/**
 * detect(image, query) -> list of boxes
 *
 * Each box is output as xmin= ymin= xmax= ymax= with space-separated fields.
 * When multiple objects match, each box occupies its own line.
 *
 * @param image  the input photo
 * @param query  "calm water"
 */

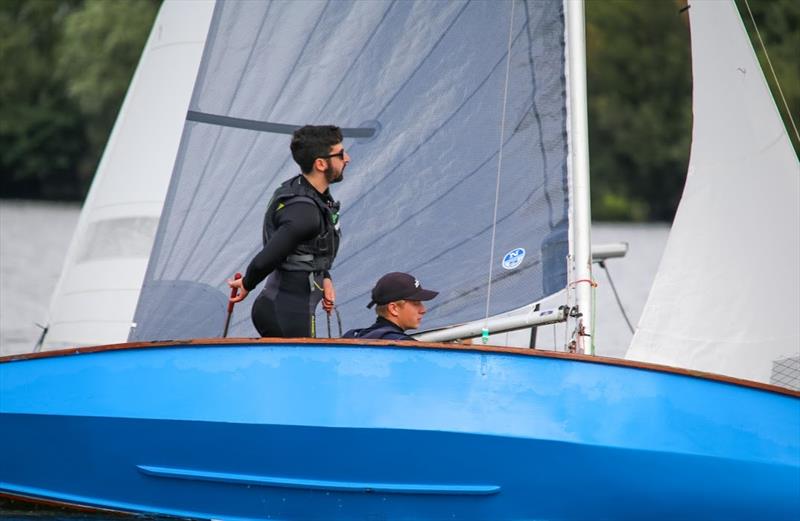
xmin=0 ymin=200 xmax=670 ymax=358
xmin=0 ymin=201 xmax=80 ymax=356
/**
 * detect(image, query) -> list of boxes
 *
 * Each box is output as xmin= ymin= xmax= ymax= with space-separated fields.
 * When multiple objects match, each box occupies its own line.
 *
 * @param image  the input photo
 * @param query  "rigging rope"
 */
xmin=598 ymin=260 xmax=634 ymax=334
xmin=742 ymin=0 xmax=800 ymax=144
xmin=326 ymin=307 xmax=343 ymax=338
xmin=483 ymin=0 xmax=517 ymax=343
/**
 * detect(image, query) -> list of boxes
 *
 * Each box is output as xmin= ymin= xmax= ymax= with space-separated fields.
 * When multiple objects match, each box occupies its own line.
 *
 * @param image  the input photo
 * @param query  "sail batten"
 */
xmin=185 ymin=111 xmax=378 ymax=138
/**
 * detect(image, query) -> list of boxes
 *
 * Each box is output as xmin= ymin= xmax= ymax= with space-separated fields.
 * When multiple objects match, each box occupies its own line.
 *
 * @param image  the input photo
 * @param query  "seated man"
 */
xmin=343 ymin=272 xmax=438 ymax=340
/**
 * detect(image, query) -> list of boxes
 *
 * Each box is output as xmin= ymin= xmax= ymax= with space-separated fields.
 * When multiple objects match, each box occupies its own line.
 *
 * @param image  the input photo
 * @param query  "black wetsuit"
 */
xmin=242 ymin=175 xmax=340 ymax=337
xmin=342 ymin=317 xmax=415 ymax=341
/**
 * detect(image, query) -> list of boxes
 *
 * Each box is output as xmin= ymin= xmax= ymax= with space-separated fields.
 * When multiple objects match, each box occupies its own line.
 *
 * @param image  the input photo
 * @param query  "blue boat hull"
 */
xmin=2 ymin=341 xmax=798 ymax=520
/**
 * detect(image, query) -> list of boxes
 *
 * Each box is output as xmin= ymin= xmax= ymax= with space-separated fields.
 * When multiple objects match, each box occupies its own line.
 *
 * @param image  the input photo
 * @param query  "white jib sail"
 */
xmin=40 ymin=0 xmax=215 ymax=350
xmin=626 ymin=0 xmax=800 ymax=388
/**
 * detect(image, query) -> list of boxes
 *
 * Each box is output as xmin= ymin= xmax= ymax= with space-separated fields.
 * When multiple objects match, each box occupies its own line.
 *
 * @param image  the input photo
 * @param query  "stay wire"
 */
xmin=742 ymin=0 xmax=800 ymax=144
xmin=483 ymin=0 xmax=517 ymax=338
xmin=598 ymin=260 xmax=634 ymax=334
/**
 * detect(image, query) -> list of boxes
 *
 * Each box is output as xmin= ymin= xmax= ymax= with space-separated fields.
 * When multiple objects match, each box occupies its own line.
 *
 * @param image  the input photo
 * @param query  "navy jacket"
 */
xmin=342 ymin=317 xmax=414 ymax=341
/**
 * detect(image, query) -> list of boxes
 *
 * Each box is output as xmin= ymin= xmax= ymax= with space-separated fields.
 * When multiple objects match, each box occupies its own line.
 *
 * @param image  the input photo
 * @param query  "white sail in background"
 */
xmin=41 ymin=1 xmax=215 ymax=350
xmin=627 ymin=0 xmax=800 ymax=388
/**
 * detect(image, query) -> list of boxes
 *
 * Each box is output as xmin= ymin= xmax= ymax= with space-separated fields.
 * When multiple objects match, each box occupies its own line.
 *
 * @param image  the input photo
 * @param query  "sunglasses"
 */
xmin=320 ymin=149 xmax=346 ymax=160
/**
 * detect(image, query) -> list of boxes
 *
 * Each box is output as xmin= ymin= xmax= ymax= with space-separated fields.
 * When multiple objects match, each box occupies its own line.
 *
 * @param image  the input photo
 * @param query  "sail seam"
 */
xmin=155 ymin=2 xmax=276 ymax=280
xmin=190 ymin=2 xmax=464 ymax=284
xmin=229 ymin=15 xmax=538 ymax=279
xmin=484 ymin=0 xmax=517 ymax=334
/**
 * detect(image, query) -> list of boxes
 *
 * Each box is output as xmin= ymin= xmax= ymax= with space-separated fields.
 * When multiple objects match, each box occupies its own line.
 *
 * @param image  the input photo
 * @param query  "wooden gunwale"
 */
xmin=0 ymin=491 xmax=136 ymax=517
xmin=1 ymin=337 xmax=798 ymax=398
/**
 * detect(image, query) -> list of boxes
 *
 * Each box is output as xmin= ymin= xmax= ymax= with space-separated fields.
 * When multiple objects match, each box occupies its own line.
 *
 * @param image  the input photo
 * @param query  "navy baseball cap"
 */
xmin=367 ymin=272 xmax=439 ymax=308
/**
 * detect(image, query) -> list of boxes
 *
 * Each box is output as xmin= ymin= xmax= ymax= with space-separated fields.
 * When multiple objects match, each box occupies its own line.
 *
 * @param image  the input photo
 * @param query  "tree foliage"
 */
xmin=58 ymin=0 xmax=159 ymax=179
xmin=0 ymin=0 xmax=86 ymax=199
xmin=587 ymin=0 xmax=799 ymax=221
xmin=0 ymin=0 xmax=157 ymax=200
xmin=0 ymin=0 xmax=797 ymax=221
xmin=586 ymin=0 xmax=693 ymax=221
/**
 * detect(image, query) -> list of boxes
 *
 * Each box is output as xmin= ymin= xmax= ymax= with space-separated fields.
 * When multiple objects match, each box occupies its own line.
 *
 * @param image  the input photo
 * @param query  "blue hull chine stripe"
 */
xmin=137 ymin=464 xmax=500 ymax=495
xmin=185 ymin=110 xmax=376 ymax=138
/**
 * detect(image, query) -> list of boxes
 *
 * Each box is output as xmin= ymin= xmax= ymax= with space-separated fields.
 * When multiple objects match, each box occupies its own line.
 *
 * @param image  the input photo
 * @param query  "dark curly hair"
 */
xmin=290 ymin=125 xmax=343 ymax=174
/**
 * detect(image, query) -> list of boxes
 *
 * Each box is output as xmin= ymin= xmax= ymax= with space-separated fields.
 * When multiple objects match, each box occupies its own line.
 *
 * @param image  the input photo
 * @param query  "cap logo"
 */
xmin=414 ymin=279 xmax=420 ymax=288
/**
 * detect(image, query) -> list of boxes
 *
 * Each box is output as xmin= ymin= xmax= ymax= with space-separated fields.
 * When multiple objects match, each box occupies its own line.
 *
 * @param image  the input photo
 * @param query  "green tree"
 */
xmin=1 ymin=0 xmax=795 ymax=209
xmin=0 ymin=0 xmax=87 ymax=199
xmin=586 ymin=0 xmax=799 ymax=222
xmin=57 ymin=0 xmax=159 ymax=183
xmin=0 ymin=0 xmax=158 ymax=200
xmin=586 ymin=0 xmax=693 ymax=222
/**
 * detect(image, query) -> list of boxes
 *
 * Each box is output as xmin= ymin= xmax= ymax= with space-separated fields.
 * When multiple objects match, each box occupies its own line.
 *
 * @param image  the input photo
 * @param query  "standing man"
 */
xmin=228 ymin=125 xmax=349 ymax=337
xmin=343 ymin=272 xmax=439 ymax=341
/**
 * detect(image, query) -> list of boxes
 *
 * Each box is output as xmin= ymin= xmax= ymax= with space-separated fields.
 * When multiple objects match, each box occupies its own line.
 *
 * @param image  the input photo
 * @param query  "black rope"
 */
xmin=598 ymin=260 xmax=634 ymax=334
xmin=326 ymin=307 xmax=343 ymax=338
xmin=33 ymin=322 xmax=48 ymax=353
xmin=326 ymin=310 xmax=332 ymax=338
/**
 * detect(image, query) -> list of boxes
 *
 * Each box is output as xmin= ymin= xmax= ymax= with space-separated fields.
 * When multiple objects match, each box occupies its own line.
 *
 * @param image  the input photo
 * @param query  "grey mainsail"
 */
xmin=131 ymin=0 xmax=570 ymax=341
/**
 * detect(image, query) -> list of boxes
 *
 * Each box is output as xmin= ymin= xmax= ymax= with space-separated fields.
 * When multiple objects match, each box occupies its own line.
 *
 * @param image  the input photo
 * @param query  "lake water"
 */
xmin=0 ymin=199 xmax=670 ymax=358
xmin=0 ymin=201 xmax=81 ymax=356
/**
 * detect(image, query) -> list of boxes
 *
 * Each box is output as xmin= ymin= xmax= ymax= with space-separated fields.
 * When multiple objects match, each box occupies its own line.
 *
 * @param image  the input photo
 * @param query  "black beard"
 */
xmin=325 ymin=164 xmax=344 ymax=184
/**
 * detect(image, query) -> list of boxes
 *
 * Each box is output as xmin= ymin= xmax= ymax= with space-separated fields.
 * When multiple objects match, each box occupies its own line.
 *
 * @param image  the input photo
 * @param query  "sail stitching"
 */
xmin=484 ymin=0 xmax=517 ymax=335
xmin=255 ymin=1 xmax=471 ymax=216
xmin=157 ymin=2 xmax=276 ymax=279
xmin=221 ymin=11 xmax=537 ymax=282
xmin=173 ymin=2 xmax=334 ymax=281
xmin=232 ymin=5 xmax=562 ymax=328
xmin=227 ymin=60 xmax=561 ymax=315
xmin=197 ymin=2 xmax=473 ymax=284
xmin=236 ymin=126 xmax=554 ymax=325
xmin=216 ymin=6 xmax=568 ymax=333
xmin=308 ymin=0 xmax=399 ymax=124
xmin=372 ymin=2 xmax=472 ymax=121
xmin=332 ymin=103 xmax=539 ymax=272
xmin=142 ymin=2 xmax=562 ymax=336
xmin=522 ymin=0 xmax=557 ymax=228
xmin=260 ymin=1 xmax=473 ymax=217
xmin=328 ymin=23 xmax=537 ymax=270
xmin=232 ymin=169 xmax=548 ymax=329
xmin=190 ymin=1 xmax=396 ymax=284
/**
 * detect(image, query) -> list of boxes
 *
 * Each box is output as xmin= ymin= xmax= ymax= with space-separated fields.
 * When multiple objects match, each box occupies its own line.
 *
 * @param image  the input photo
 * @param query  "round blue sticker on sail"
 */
xmin=502 ymin=248 xmax=526 ymax=270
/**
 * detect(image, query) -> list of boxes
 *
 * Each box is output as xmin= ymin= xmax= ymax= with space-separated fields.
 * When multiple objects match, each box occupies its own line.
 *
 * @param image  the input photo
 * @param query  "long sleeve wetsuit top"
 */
xmin=242 ymin=192 xmax=333 ymax=338
xmin=241 ymin=202 xmax=325 ymax=292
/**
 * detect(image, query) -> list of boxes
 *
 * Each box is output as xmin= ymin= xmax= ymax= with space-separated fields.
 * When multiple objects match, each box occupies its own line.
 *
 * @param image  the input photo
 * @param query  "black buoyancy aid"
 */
xmin=263 ymin=175 xmax=341 ymax=272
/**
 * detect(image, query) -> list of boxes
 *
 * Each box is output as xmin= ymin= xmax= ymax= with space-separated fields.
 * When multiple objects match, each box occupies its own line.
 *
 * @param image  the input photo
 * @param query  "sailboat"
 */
xmin=1 ymin=0 xmax=798 ymax=519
